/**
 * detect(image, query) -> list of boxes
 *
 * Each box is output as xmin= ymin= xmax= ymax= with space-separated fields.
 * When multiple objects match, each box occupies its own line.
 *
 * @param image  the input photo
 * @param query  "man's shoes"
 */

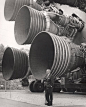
xmin=45 ymin=103 xmax=49 ymax=105
xmin=45 ymin=100 xmax=48 ymax=105
xmin=45 ymin=101 xmax=52 ymax=106
xmin=48 ymin=104 xmax=52 ymax=106
xmin=48 ymin=101 xmax=52 ymax=106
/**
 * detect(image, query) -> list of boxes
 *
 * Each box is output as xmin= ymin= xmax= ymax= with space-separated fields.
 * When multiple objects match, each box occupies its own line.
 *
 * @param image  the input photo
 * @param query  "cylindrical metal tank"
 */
xmin=14 ymin=6 xmax=59 ymax=45
xmin=2 ymin=47 xmax=28 ymax=80
xmin=29 ymin=31 xmax=84 ymax=80
xmin=4 ymin=0 xmax=42 ymax=21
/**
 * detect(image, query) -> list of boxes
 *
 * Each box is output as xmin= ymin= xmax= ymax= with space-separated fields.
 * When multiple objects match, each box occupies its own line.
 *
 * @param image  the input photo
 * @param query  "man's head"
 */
xmin=46 ymin=69 xmax=51 ymax=75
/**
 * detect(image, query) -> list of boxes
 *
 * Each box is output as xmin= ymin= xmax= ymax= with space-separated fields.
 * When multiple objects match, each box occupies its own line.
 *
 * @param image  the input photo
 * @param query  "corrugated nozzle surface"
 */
xmin=29 ymin=31 xmax=84 ymax=80
xmin=4 ymin=0 xmax=42 ymax=21
xmin=14 ymin=6 xmax=59 ymax=44
xmin=2 ymin=47 xmax=28 ymax=80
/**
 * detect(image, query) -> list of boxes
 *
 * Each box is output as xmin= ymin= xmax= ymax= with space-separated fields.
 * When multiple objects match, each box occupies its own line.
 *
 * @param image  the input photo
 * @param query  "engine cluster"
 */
xmin=2 ymin=0 xmax=86 ymax=83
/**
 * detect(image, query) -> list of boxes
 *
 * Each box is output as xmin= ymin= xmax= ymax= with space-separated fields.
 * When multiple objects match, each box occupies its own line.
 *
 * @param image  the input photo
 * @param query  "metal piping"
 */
xmin=4 ymin=0 xmax=42 ymax=21
xmin=14 ymin=6 xmax=59 ymax=45
xmin=29 ymin=31 xmax=84 ymax=80
xmin=2 ymin=47 xmax=28 ymax=80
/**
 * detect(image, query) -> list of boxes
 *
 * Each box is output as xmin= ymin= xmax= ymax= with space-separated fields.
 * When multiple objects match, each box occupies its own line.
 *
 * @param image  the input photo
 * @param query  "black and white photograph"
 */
xmin=0 ymin=0 xmax=86 ymax=107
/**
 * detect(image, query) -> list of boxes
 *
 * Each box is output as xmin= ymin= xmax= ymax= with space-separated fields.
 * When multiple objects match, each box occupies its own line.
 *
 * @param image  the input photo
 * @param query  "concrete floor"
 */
xmin=0 ymin=89 xmax=86 ymax=107
xmin=0 ymin=98 xmax=41 ymax=107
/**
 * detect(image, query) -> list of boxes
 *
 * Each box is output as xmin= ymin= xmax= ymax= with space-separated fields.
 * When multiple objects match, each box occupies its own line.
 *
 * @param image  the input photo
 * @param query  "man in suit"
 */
xmin=44 ymin=69 xmax=54 ymax=106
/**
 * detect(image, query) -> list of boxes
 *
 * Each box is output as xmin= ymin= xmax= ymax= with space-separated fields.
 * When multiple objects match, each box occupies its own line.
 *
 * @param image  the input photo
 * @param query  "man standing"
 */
xmin=44 ymin=69 xmax=54 ymax=106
